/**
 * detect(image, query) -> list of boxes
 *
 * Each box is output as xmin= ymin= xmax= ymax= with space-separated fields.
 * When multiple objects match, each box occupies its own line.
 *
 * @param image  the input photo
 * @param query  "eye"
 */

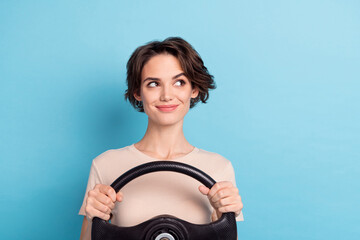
xmin=174 ymin=80 xmax=186 ymax=86
xmin=147 ymin=81 xmax=158 ymax=87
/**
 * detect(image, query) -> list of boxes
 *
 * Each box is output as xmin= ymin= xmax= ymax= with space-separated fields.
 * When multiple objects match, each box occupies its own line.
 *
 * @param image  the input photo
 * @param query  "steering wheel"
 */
xmin=91 ymin=161 xmax=237 ymax=240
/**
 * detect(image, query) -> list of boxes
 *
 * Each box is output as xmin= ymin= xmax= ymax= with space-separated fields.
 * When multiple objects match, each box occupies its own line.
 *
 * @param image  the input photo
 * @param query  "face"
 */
xmin=134 ymin=54 xmax=199 ymax=126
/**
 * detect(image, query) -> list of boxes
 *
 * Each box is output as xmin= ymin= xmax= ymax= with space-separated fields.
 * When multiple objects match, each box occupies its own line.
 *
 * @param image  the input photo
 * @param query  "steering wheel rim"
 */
xmin=91 ymin=161 xmax=237 ymax=240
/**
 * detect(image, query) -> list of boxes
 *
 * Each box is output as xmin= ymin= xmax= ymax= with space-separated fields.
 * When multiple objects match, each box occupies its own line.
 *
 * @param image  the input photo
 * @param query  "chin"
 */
xmin=158 ymin=118 xmax=183 ymax=126
xmin=149 ymin=115 xmax=184 ymax=126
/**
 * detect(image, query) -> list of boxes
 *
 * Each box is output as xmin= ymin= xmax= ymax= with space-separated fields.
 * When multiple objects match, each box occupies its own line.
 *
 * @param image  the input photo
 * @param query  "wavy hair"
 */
xmin=124 ymin=37 xmax=216 ymax=112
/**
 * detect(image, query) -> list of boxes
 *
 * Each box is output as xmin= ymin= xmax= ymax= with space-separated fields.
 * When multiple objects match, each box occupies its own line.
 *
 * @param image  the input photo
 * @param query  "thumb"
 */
xmin=198 ymin=185 xmax=210 ymax=195
xmin=116 ymin=192 xmax=123 ymax=202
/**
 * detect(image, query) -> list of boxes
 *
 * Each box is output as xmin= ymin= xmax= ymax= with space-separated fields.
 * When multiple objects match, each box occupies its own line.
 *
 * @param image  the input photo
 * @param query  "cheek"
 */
xmin=182 ymin=92 xmax=193 ymax=103
xmin=179 ymin=87 xmax=193 ymax=100
xmin=141 ymin=88 xmax=157 ymax=102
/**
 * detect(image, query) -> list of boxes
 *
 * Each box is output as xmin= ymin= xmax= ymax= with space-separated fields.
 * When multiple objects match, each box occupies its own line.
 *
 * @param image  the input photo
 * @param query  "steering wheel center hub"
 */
xmin=154 ymin=233 xmax=175 ymax=240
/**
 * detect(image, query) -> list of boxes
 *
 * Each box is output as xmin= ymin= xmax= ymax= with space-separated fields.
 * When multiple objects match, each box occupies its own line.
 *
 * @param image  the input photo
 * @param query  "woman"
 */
xmin=79 ymin=37 xmax=244 ymax=239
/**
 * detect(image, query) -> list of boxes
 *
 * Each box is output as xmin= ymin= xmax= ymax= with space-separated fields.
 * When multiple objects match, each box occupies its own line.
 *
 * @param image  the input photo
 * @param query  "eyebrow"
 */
xmin=143 ymin=73 xmax=186 ymax=83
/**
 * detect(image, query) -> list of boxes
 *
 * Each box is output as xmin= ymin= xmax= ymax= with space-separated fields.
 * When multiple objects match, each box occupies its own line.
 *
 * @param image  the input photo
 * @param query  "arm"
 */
xmin=79 ymin=216 xmax=89 ymax=240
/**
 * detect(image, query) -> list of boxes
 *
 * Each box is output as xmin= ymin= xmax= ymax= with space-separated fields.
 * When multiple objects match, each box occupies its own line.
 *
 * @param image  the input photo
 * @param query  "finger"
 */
xmin=218 ymin=203 xmax=242 ymax=214
xmin=99 ymin=185 xmax=116 ymax=202
xmin=207 ymin=181 xmax=233 ymax=199
xmin=198 ymin=185 xmax=210 ymax=195
xmin=86 ymin=204 xmax=111 ymax=221
xmin=116 ymin=192 xmax=123 ymax=202
xmin=210 ymin=187 xmax=239 ymax=203
xmin=212 ymin=196 xmax=238 ymax=209
xmin=92 ymin=198 xmax=113 ymax=215
xmin=89 ymin=190 xmax=115 ymax=209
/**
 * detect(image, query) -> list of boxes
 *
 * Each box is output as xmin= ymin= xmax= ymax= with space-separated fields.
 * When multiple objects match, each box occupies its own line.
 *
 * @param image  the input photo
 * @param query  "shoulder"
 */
xmin=196 ymin=147 xmax=232 ymax=167
xmin=192 ymin=147 xmax=234 ymax=181
xmin=89 ymin=145 xmax=137 ymax=184
xmin=194 ymin=147 xmax=238 ymax=184
xmin=91 ymin=145 xmax=135 ymax=173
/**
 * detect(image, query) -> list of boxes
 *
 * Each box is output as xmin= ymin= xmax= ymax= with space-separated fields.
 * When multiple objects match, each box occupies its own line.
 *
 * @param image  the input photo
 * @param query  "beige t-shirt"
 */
xmin=79 ymin=144 xmax=244 ymax=231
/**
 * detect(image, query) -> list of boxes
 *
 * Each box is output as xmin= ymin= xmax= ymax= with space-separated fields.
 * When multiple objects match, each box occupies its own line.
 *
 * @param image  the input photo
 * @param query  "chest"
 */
xmin=110 ymin=171 xmax=213 ymax=227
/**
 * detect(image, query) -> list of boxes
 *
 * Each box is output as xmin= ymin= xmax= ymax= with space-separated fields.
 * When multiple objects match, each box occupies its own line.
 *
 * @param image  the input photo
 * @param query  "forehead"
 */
xmin=141 ymin=54 xmax=183 ymax=79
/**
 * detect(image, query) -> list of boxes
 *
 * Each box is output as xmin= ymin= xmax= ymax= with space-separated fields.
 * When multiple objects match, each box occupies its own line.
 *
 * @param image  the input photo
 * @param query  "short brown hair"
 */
xmin=124 ymin=37 xmax=216 ymax=112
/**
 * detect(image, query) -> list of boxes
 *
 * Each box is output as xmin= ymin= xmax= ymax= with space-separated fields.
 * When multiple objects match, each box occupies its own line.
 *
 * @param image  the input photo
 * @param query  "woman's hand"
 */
xmin=199 ymin=181 xmax=243 ymax=221
xmin=85 ymin=184 xmax=123 ymax=221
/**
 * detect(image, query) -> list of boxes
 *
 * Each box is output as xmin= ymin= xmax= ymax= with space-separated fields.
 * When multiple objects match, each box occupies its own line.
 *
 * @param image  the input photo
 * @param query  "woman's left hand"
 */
xmin=199 ymin=181 xmax=243 ymax=221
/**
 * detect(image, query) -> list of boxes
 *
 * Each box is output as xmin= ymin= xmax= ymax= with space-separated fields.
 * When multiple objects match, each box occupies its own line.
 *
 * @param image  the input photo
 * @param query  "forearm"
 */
xmin=80 ymin=217 xmax=91 ymax=240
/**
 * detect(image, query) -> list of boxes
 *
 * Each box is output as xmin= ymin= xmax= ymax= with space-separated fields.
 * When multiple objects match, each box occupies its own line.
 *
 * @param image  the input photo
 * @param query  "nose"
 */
xmin=160 ymin=83 xmax=173 ymax=102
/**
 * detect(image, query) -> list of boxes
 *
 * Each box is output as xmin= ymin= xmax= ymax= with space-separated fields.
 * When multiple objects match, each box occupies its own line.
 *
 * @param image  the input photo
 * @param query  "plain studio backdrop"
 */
xmin=0 ymin=0 xmax=359 ymax=239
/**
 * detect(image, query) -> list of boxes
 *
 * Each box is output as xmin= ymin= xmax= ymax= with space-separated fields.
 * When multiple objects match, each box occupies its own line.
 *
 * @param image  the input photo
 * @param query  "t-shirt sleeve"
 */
xmin=221 ymin=160 xmax=244 ymax=222
xmin=78 ymin=160 xmax=103 ymax=216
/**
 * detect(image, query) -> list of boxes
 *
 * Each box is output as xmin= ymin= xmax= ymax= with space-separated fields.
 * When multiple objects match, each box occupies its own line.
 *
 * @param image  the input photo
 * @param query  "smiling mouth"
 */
xmin=155 ymin=105 xmax=179 ymax=112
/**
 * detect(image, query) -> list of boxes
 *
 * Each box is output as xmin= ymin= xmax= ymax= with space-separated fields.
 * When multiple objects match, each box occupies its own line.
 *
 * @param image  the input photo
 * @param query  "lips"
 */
xmin=156 ymin=105 xmax=179 ymax=112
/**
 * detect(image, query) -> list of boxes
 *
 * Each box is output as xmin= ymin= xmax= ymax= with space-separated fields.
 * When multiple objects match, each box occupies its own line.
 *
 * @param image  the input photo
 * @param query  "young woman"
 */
xmin=79 ymin=37 xmax=244 ymax=239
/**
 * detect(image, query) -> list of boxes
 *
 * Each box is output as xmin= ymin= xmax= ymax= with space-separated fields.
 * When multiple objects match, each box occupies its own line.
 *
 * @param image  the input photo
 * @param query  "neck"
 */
xmin=134 ymin=118 xmax=194 ymax=159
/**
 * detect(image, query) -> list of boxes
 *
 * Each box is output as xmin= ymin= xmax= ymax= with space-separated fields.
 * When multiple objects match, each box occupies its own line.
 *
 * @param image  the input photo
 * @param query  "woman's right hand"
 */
xmin=85 ymin=184 xmax=123 ymax=221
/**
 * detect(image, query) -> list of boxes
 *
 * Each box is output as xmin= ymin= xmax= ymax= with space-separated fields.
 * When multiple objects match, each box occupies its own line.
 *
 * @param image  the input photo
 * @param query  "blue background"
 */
xmin=1 ymin=0 xmax=359 ymax=239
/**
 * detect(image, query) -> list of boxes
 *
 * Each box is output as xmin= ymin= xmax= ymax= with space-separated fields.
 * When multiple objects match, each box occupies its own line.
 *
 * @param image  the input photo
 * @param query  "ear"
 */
xmin=133 ymin=91 xmax=141 ymax=101
xmin=191 ymin=87 xmax=199 ymax=99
